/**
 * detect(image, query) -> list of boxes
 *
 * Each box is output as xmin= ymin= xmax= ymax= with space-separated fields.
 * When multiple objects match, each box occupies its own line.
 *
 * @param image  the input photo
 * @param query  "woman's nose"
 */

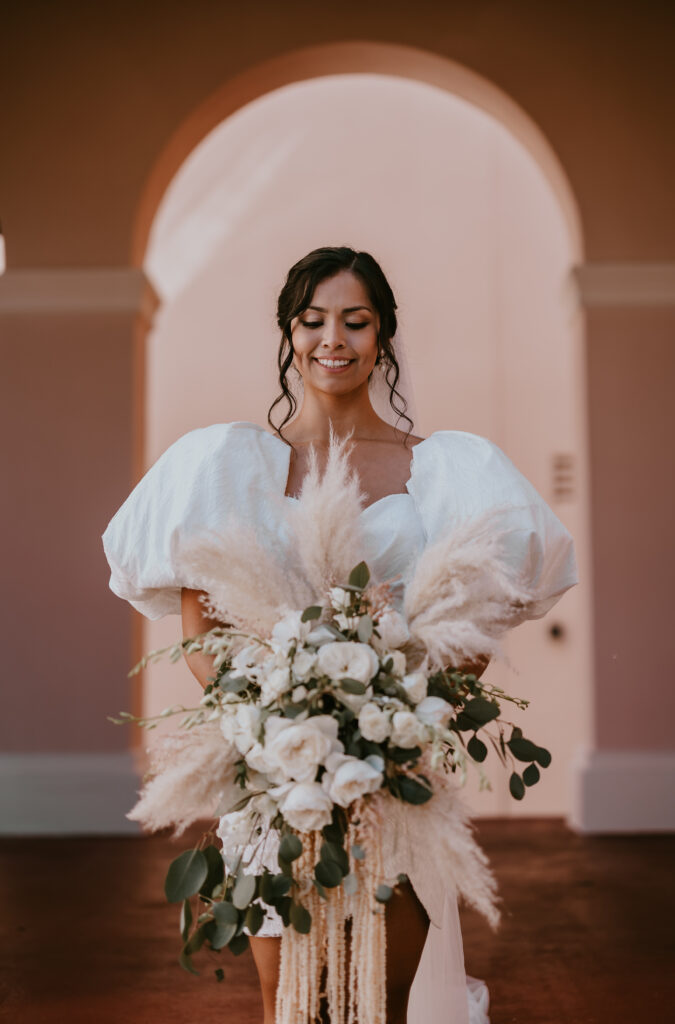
xmin=320 ymin=319 xmax=345 ymax=347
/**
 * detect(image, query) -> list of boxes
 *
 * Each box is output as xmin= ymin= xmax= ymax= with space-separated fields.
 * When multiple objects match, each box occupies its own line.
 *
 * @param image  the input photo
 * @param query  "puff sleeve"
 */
xmin=408 ymin=431 xmax=579 ymax=624
xmin=102 ymin=418 xmax=295 ymax=620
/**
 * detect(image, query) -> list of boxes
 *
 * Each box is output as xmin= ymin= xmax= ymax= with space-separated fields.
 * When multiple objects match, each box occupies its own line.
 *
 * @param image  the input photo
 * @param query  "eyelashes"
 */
xmin=300 ymin=321 xmax=369 ymax=330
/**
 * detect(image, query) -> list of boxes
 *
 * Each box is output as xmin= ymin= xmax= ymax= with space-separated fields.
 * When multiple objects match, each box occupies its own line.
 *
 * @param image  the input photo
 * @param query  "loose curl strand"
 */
xmin=268 ymin=246 xmax=414 ymax=446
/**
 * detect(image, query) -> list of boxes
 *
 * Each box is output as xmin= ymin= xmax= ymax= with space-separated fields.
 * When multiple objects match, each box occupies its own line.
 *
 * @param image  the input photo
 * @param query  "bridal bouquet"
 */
xmin=110 ymin=431 xmax=551 ymax=1024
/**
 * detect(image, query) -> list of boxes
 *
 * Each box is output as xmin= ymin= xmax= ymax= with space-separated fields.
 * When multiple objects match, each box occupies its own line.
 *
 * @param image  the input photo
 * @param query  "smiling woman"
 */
xmin=269 ymin=246 xmax=414 ymax=449
xmin=101 ymin=244 xmax=578 ymax=1024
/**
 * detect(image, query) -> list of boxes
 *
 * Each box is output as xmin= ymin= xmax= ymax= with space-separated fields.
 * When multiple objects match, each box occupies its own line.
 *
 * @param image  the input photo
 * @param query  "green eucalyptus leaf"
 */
xmin=290 ymin=901 xmax=312 ymax=934
xmin=462 ymin=697 xmax=500 ymax=726
xmin=348 ymin=562 xmax=370 ymax=589
xmin=246 ymin=903 xmax=265 ymax=936
xmin=523 ymin=763 xmax=541 ymax=786
xmin=232 ymin=872 xmax=257 ymax=910
xmin=228 ymin=933 xmax=250 ymax=956
xmin=467 ymin=734 xmax=488 ymax=763
xmin=271 ymin=874 xmax=292 ymax=899
xmin=179 ymin=948 xmax=200 ymax=976
xmin=301 ymin=605 xmax=323 ymax=622
xmin=212 ymin=901 xmax=239 ymax=925
xmin=388 ymin=745 xmax=422 ymax=764
xmin=199 ymin=844 xmax=225 ymax=898
xmin=398 ymin=775 xmax=433 ymax=805
xmin=534 ymin=746 xmax=552 ymax=768
xmin=507 ymin=737 xmax=540 ymax=762
xmin=184 ymin=923 xmax=208 ymax=955
xmin=210 ymin=919 xmax=237 ymax=949
xmin=279 ymin=833 xmax=303 ymax=863
xmin=320 ymin=840 xmax=349 ymax=875
xmin=277 ymin=854 xmax=293 ymax=878
xmin=165 ymin=850 xmax=209 ymax=903
xmin=315 ymin=859 xmax=343 ymax=888
xmin=222 ymin=675 xmax=250 ymax=694
xmin=259 ymin=871 xmax=274 ymax=905
xmin=180 ymin=899 xmax=193 ymax=942
xmin=357 ymin=615 xmax=373 ymax=642
xmin=340 ymin=678 xmax=367 ymax=695
xmin=278 ymin=896 xmax=292 ymax=927
xmin=509 ymin=772 xmax=525 ymax=800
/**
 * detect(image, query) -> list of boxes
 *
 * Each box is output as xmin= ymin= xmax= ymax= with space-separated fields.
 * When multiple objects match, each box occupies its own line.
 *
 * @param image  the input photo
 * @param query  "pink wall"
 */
xmin=0 ymin=312 xmax=136 ymax=752
xmin=141 ymin=73 xmax=588 ymax=817
xmin=0 ymin=1 xmax=673 ymax=830
xmin=1 ymin=3 xmax=673 ymax=265
xmin=586 ymin=306 xmax=675 ymax=750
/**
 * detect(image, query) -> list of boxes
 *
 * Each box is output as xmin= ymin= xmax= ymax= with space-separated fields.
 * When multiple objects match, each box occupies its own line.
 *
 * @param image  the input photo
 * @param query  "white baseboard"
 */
xmin=0 ymin=752 xmax=142 ymax=835
xmin=569 ymin=748 xmax=675 ymax=834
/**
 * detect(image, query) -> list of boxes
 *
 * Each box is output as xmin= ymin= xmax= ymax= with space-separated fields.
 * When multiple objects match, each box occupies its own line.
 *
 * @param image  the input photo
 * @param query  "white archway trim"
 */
xmin=0 ymin=268 xmax=158 ymax=319
xmin=0 ymin=752 xmax=141 ymax=835
xmin=573 ymin=262 xmax=675 ymax=307
xmin=570 ymin=748 xmax=675 ymax=833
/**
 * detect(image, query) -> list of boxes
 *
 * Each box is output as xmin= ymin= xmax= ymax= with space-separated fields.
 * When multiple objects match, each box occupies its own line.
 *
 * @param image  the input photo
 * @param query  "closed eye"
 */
xmin=301 ymin=321 xmax=368 ymax=330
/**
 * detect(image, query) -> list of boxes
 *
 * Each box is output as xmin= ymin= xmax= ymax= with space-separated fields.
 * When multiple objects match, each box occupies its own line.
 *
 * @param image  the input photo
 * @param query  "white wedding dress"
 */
xmin=102 ymin=420 xmax=578 ymax=1024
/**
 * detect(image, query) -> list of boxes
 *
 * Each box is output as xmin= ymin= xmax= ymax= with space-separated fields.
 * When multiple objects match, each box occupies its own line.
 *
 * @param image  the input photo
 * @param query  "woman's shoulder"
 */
xmin=157 ymin=419 xmax=271 ymax=458
xmin=410 ymin=427 xmax=561 ymax=531
xmin=413 ymin=429 xmax=519 ymax=492
xmin=101 ymin=420 xmax=286 ymax=620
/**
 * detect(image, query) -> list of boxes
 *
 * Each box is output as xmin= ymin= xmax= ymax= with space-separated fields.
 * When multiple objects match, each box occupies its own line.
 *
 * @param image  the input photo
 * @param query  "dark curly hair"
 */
xmin=267 ymin=246 xmax=414 ymax=445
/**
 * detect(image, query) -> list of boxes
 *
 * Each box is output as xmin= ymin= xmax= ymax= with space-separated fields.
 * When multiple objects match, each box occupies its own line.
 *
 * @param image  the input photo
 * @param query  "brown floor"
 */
xmin=1 ymin=819 xmax=672 ymax=1024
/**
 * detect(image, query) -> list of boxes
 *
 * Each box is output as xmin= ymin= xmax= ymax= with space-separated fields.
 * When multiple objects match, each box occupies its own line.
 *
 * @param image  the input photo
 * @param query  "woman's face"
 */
xmin=290 ymin=270 xmax=381 ymax=396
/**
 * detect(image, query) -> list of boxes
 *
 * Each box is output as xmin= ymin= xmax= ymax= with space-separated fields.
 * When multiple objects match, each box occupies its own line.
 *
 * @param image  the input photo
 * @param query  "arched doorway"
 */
xmin=132 ymin=42 xmax=591 ymax=820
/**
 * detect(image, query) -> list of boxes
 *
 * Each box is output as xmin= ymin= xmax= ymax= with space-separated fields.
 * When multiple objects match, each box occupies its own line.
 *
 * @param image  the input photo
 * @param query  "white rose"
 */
xmin=270 ymin=610 xmax=311 ymax=652
xmin=278 ymin=782 xmax=334 ymax=832
xmin=317 ymin=641 xmax=379 ymax=684
xmin=219 ymin=704 xmax=261 ymax=754
xmin=358 ymin=702 xmax=391 ymax=743
xmin=335 ymin=612 xmax=361 ymax=632
xmin=322 ymin=757 xmax=383 ymax=808
xmin=251 ymin=791 xmax=278 ymax=822
xmin=292 ymin=685 xmax=308 ymax=703
xmin=231 ymin=643 xmax=267 ymax=680
xmin=415 ymin=696 xmax=454 ymax=727
xmin=292 ymin=649 xmax=317 ymax=682
xmin=336 ymin=684 xmax=373 ymax=714
xmin=265 ymin=715 xmax=343 ymax=782
xmin=329 ymin=587 xmax=351 ymax=610
xmin=401 ymin=671 xmax=428 ymax=705
xmin=244 ymin=741 xmax=279 ymax=777
xmin=390 ymin=710 xmax=425 ymax=749
xmin=306 ymin=624 xmax=338 ymax=646
xmin=387 ymin=650 xmax=407 ymax=677
xmin=372 ymin=609 xmax=410 ymax=651
xmin=217 ymin=807 xmax=257 ymax=845
xmin=260 ymin=666 xmax=292 ymax=706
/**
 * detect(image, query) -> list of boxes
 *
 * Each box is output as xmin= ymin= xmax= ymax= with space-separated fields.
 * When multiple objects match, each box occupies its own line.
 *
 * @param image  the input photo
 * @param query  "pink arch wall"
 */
xmin=132 ymin=47 xmax=590 ymax=818
xmin=131 ymin=41 xmax=584 ymax=268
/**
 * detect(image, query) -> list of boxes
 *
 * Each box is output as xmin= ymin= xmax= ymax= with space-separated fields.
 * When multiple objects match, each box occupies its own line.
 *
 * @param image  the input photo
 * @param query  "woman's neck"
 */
xmin=284 ymin=386 xmax=392 ymax=444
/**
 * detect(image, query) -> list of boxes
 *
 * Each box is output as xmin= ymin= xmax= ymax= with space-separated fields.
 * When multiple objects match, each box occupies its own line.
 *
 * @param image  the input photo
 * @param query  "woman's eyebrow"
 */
xmin=307 ymin=305 xmax=372 ymax=313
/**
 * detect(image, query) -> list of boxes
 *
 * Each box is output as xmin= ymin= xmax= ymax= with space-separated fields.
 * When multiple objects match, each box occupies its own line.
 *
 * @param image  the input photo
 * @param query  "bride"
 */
xmin=102 ymin=245 xmax=578 ymax=1023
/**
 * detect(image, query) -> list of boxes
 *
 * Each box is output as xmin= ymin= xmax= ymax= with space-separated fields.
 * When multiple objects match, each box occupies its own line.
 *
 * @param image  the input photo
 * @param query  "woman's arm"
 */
xmin=180 ymin=587 xmax=224 ymax=690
